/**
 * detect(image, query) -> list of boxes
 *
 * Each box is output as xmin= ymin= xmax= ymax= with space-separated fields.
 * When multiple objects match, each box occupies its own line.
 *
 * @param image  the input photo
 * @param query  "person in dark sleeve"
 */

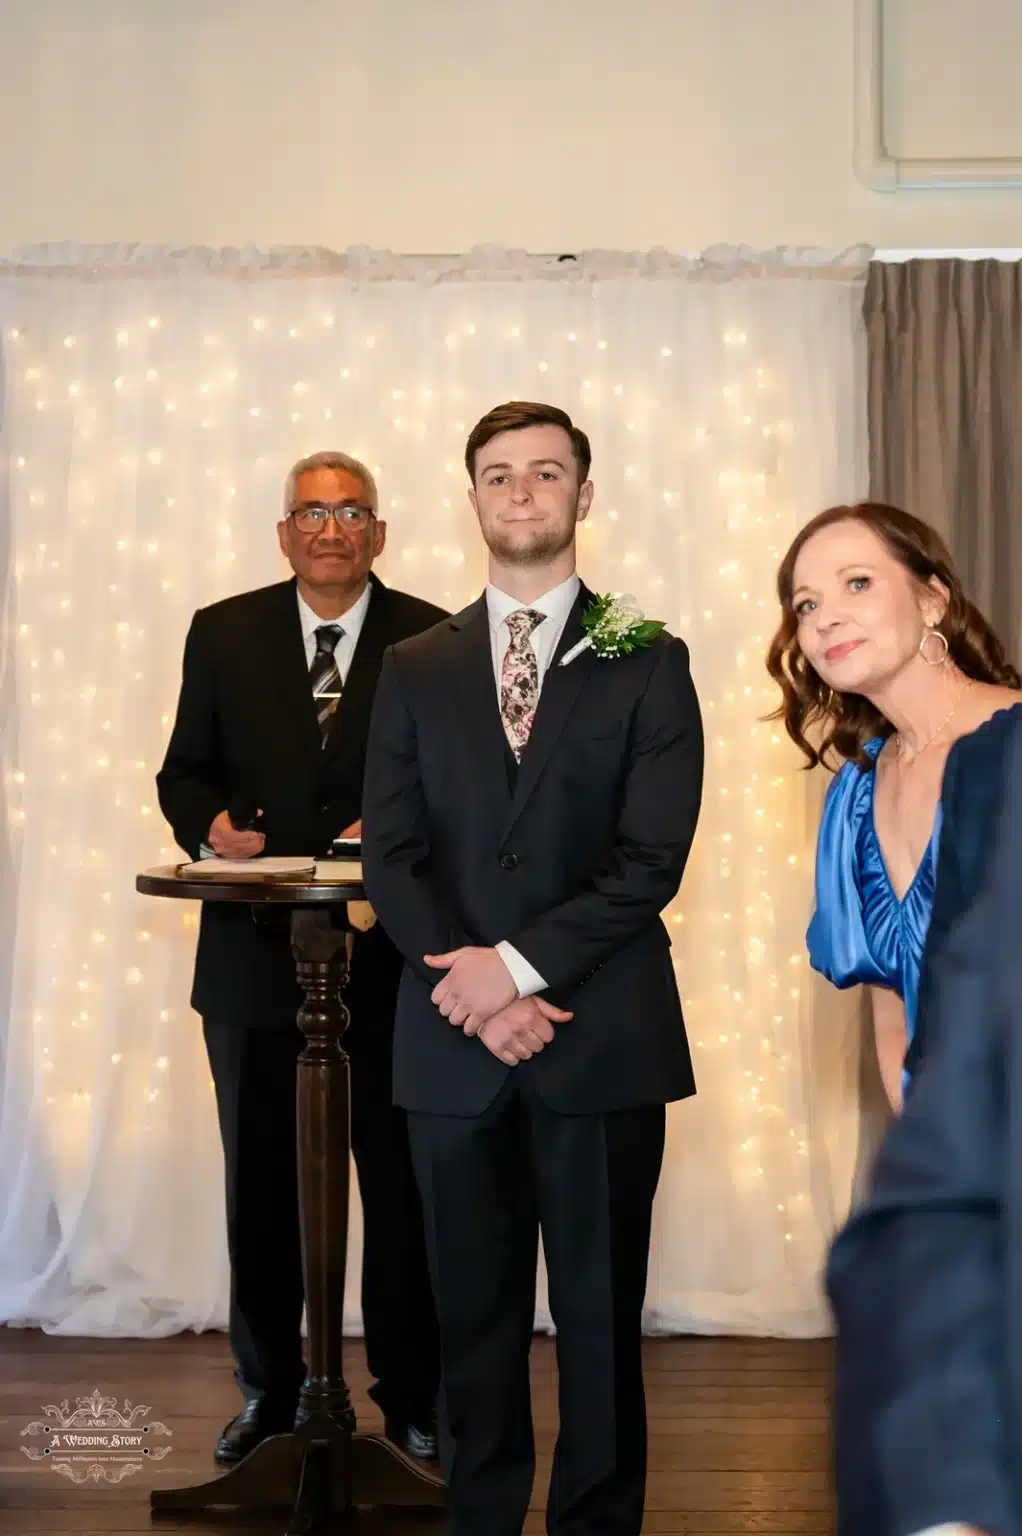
xmin=157 ymin=451 xmax=446 ymax=1465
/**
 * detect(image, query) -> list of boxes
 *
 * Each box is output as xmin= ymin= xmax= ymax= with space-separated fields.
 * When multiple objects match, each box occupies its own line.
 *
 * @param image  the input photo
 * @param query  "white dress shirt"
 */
xmin=485 ymin=572 xmax=581 ymax=705
xmin=486 ymin=572 xmax=580 ymax=999
xmin=912 ymin=1527 xmax=979 ymax=1535
xmin=200 ymin=582 xmax=373 ymax=854
xmin=296 ymin=579 xmax=372 ymax=681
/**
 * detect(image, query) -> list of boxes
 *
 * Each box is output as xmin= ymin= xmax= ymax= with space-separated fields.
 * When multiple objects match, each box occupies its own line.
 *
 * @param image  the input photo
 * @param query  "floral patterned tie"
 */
xmin=500 ymin=609 xmax=545 ymax=761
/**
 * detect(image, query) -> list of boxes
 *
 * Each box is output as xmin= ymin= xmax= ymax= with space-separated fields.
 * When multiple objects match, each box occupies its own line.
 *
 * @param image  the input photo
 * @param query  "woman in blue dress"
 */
xmin=767 ymin=502 xmax=1021 ymax=1111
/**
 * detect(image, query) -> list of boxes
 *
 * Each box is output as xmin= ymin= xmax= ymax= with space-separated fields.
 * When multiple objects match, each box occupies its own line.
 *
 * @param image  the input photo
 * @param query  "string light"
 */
xmin=0 ymin=273 xmax=844 ymax=1334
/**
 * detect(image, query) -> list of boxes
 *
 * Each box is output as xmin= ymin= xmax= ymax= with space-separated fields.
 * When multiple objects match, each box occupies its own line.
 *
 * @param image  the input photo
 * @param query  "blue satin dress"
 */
xmin=807 ymin=738 xmax=942 ymax=1054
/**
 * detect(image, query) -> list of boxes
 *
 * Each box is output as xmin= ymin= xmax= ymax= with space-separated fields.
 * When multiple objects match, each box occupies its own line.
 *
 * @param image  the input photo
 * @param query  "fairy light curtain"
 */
xmin=0 ymin=245 xmax=870 ymax=1338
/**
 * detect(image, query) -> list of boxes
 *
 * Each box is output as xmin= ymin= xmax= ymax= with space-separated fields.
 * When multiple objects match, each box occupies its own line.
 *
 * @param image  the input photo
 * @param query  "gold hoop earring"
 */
xmin=919 ymin=626 xmax=949 ymax=667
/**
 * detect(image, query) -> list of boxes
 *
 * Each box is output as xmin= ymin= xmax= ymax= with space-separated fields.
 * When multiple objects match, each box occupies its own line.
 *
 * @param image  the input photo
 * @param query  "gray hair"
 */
xmin=282 ymin=450 xmax=379 ymax=515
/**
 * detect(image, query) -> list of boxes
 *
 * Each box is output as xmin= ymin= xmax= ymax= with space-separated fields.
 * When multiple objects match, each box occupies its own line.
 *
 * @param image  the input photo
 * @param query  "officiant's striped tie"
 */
xmin=310 ymin=624 xmax=344 ymax=744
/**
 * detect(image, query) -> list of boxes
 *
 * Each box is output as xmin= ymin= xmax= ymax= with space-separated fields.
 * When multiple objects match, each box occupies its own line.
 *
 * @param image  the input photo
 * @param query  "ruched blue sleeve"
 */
xmin=807 ymin=758 xmax=889 ymax=992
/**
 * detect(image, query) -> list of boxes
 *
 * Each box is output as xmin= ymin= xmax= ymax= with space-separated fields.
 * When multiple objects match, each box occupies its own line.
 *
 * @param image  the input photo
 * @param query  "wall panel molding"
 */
xmin=854 ymin=0 xmax=1022 ymax=190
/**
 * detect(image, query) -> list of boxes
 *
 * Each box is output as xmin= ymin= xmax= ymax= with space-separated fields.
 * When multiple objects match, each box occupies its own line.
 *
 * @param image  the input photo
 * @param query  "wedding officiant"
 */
xmin=156 ymin=450 xmax=446 ymax=1466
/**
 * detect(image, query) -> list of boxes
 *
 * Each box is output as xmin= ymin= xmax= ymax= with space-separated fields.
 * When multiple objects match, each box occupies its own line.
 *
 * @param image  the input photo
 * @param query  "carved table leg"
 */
xmin=292 ymin=907 xmax=358 ymax=1441
xmin=151 ymin=904 xmax=444 ymax=1530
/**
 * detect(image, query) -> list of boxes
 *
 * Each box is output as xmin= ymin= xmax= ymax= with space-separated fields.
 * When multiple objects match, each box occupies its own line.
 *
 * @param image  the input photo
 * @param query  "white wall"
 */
xmin=1 ymin=0 xmax=1021 ymax=255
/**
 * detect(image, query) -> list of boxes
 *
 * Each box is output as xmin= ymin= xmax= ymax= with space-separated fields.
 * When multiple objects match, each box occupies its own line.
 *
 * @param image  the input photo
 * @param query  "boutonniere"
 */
xmin=560 ymin=592 xmax=666 ymax=667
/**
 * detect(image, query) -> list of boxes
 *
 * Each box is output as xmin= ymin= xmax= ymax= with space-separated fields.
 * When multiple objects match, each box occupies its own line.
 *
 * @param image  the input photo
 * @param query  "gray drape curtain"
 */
xmin=866 ymin=259 xmax=1022 ymax=668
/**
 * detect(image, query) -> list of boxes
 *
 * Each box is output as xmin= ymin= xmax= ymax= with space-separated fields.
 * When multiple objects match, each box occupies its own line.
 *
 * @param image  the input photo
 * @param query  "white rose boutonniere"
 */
xmin=560 ymin=592 xmax=665 ymax=667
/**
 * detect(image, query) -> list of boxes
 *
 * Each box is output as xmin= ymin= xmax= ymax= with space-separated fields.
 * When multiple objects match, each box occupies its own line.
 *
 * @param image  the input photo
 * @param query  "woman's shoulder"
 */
xmin=814 ymin=741 xmax=883 ymax=866
xmin=821 ymin=738 xmax=883 ymax=808
xmin=808 ymin=740 xmax=887 ymax=985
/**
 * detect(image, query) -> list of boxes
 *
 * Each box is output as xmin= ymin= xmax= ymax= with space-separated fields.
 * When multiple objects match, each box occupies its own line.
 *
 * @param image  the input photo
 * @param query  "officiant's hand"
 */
xmin=478 ymin=997 xmax=573 ymax=1065
xmin=208 ymin=809 xmax=266 ymax=859
xmin=425 ymin=946 xmax=519 ymax=1028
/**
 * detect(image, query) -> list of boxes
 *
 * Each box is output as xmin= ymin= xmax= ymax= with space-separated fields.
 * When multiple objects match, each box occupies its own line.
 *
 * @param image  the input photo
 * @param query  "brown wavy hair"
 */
xmin=766 ymin=502 xmax=1020 ymax=771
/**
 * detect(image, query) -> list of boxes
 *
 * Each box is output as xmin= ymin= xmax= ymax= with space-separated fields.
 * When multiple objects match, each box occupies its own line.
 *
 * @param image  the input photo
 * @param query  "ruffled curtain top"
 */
xmin=1 ymin=242 xmax=874 ymax=282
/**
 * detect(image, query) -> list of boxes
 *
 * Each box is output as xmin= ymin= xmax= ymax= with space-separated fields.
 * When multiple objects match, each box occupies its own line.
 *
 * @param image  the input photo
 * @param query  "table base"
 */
xmin=151 ymin=1424 xmax=446 ymax=1531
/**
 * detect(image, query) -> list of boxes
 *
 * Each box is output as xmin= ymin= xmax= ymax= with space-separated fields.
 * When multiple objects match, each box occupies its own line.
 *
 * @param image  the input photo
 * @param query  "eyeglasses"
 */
xmin=289 ymin=502 xmax=376 ymax=534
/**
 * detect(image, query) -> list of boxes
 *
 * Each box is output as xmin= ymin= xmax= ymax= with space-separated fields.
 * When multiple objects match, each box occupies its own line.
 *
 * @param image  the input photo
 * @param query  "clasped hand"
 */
xmin=425 ymin=946 xmax=517 ymax=1028
xmin=425 ymin=946 xmax=571 ymax=1065
xmin=475 ymin=996 xmax=573 ymax=1065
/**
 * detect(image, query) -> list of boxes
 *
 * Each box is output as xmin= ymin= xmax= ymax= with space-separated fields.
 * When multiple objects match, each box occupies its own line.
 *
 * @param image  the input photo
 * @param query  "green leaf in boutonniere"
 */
xmin=560 ymin=593 xmax=666 ymax=666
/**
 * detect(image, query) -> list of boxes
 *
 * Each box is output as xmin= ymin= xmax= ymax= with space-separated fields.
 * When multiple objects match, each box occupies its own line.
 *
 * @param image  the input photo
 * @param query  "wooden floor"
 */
xmin=0 ymin=1328 xmax=834 ymax=1533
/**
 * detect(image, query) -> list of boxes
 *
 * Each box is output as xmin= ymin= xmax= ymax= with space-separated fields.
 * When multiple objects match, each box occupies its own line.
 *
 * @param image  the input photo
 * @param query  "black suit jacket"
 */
xmin=361 ymin=585 xmax=704 ymax=1116
xmin=905 ymin=701 xmax=1022 ymax=1083
xmin=827 ymin=710 xmax=1022 ymax=1536
xmin=156 ymin=573 xmax=448 ymax=1029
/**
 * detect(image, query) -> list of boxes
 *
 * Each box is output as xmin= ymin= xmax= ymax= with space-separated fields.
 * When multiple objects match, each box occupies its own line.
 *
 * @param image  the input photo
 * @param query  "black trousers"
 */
xmin=203 ymin=938 xmax=440 ymax=1424
xmin=407 ymin=1074 xmax=665 ymax=1536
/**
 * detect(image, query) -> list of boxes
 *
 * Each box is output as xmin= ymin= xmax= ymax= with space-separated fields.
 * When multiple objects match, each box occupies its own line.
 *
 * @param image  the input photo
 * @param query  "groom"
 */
xmin=362 ymin=401 xmax=704 ymax=1536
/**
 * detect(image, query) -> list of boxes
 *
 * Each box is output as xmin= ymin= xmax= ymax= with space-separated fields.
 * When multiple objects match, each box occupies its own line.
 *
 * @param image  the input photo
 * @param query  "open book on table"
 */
xmin=177 ymin=856 xmax=316 ymax=880
xmin=177 ymin=856 xmax=363 ymax=883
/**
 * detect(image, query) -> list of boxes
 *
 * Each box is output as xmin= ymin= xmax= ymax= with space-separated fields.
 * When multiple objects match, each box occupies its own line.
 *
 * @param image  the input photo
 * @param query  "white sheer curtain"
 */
xmin=0 ymin=245 xmax=870 ymax=1338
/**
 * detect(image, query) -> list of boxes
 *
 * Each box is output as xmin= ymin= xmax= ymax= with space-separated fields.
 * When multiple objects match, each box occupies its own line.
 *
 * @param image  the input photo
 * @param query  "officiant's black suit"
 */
xmin=362 ymin=585 xmax=704 ymax=1536
xmin=156 ymin=572 xmax=446 ymax=1435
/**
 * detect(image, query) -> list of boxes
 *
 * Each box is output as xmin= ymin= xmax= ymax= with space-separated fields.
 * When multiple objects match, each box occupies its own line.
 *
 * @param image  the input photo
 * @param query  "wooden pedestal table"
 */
xmin=135 ymin=864 xmax=446 ymax=1534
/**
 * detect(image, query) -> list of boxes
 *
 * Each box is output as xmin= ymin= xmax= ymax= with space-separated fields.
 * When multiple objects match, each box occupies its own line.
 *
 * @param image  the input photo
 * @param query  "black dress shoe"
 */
xmin=384 ymin=1414 xmax=438 ymax=1462
xmin=214 ymin=1399 xmax=296 ymax=1464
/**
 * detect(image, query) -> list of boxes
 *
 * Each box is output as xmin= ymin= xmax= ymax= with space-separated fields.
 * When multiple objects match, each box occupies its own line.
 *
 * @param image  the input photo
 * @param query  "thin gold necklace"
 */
xmin=893 ymin=679 xmax=973 ymax=759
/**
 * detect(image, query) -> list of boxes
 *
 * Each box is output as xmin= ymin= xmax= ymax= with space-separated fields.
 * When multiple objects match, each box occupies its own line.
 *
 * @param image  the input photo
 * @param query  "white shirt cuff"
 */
xmin=495 ymin=942 xmax=547 ymax=998
xmin=199 ymin=843 xmax=216 ymax=859
xmin=910 ymin=1526 xmax=985 ymax=1535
